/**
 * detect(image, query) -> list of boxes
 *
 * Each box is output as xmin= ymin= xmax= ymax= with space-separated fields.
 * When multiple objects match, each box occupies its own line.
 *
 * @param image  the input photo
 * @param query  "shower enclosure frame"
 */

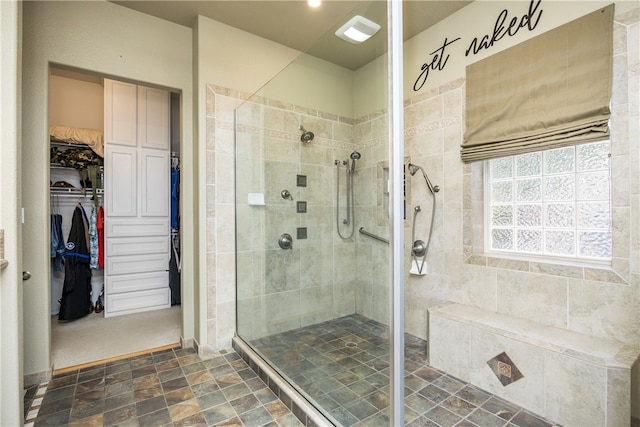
xmin=388 ymin=1 xmax=404 ymax=425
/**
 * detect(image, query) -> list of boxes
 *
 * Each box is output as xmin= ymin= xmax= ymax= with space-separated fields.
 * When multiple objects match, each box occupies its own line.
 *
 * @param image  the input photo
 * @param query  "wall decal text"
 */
xmin=413 ymin=0 xmax=544 ymax=92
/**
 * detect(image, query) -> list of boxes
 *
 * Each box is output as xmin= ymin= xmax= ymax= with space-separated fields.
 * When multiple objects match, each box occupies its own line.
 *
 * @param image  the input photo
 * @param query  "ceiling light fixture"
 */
xmin=335 ymin=15 xmax=381 ymax=44
xmin=307 ymin=0 xmax=321 ymax=8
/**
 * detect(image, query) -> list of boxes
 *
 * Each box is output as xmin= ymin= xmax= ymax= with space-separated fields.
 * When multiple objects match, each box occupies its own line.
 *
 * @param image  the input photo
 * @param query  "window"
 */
xmin=486 ymin=141 xmax=611 ymax=263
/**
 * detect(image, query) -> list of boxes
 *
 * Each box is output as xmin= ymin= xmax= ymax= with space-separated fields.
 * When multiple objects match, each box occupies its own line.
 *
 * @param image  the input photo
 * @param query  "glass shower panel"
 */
xmin=235 ymin=2 xmax=392 ymax=424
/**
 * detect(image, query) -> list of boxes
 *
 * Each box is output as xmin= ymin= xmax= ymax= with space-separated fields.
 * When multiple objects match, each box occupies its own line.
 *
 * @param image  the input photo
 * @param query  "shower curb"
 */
xmin=232 ymin=336 xmax=335 ymax=427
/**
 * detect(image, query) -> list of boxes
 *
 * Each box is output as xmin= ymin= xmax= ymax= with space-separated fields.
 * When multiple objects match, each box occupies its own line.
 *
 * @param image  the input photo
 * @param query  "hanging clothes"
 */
xmin=97 ymin=205 xmax=104 ymax=268
xmin=89 ymin=206 xmax=99 ymax=269
xmin=169 ymin=232 xmax=181 ymax=306
xmin=58 ymin=204 xmax=92 ymax=322
xmin=50 ymin=213 xmax=66 ymax=271
xmin=171 ymin=166 xmax=179 ymax=230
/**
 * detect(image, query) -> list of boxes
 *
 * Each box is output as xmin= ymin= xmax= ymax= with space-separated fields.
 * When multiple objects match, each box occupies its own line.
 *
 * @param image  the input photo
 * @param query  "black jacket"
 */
xmin=58 ymin=205 xmax=91 ymax=321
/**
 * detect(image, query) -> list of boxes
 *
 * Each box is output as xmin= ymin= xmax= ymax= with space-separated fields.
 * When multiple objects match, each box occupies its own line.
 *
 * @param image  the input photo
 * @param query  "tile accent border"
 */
xmin=23 ymin=382 xmax=49 ymax=427
xmin=232 ymin=336 xmax=333 ymax=427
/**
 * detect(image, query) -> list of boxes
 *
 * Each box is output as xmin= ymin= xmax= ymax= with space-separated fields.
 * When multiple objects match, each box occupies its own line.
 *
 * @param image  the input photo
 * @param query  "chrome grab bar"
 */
xmin=359 ymin=227 xmax=389 ymax=244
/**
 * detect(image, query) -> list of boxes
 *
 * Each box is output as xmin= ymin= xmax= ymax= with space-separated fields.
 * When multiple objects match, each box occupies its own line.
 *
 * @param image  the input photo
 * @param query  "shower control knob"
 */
xmin=281 ymin=189 xmax=293 ymax=200
xmin=412 ymin=240 xmax=427 ymax=257
xmin=278 ymin=233 xmax=293 ymax=250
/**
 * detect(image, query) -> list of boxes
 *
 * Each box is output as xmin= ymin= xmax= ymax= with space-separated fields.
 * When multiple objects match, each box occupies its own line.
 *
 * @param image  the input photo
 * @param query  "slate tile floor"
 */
xmin=25 ymin=347 xmax=303 ymax=427
xmin=250 ymin=314 xmax=560 ymax=427
xmin=25 ymin=314 xmax=561 ymax=427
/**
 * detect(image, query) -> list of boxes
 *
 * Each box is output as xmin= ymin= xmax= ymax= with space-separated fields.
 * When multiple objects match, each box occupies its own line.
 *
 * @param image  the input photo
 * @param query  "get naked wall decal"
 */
xmin=412 ymin=0 xmax=544 ymax=91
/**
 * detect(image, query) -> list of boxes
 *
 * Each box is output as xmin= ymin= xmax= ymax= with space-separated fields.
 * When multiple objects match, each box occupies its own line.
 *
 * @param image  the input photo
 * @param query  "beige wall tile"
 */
xmin=545 ymin=351 xmax=607 ymax=426
xmin=607 ymin=367 xmax=632 ymax=427
xmin=568 ymin=279 xmax=640 ymax=344
xmin=428 ymin=314 xmax=470 ymax=380
xmin=496 ymin=270 xmax=568 ymax=328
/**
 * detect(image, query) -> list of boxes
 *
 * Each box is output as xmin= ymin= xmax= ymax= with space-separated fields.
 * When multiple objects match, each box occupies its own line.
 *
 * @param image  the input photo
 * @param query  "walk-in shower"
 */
xmin=335 ymin=151 xmax=361 ymax=239
xmin=232 ymin=12 xmax=561 ymax=426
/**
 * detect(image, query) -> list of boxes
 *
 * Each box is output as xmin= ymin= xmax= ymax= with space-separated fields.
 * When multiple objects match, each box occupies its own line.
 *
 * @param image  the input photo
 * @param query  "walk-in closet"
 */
xmin=49 ymin=67 xmax=182 ymax=369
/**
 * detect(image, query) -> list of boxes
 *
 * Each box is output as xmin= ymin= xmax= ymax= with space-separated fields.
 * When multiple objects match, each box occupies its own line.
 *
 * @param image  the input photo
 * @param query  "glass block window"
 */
xmin=486 ymin=141 xmax=611 ymax=261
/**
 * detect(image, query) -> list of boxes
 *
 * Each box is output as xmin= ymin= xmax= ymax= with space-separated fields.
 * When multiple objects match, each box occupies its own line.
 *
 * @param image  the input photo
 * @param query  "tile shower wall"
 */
xmin=207 ymin=84 xmax=390 ymax=347
xmin=403 ymin=6 xmax=640 ymax=416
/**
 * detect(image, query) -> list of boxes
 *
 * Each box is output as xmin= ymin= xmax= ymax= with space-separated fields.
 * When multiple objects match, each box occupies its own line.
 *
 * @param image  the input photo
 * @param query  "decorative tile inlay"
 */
xmin=296 ymin=201 xmax=307 ymax=213
xmin=296 ymin=175 xmax=307 ymax=187
xmin=487 ymin=352 xmax=524 ymax=386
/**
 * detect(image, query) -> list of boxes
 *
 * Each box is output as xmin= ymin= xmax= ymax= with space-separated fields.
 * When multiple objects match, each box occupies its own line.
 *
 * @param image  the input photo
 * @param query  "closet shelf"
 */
xmin=50 ymin=188 xmax=104 ymax=196
xmin=50 ymin=139 xmax=90 ymax=148
xmin=50 ymin=163 xmax=103 ymax=171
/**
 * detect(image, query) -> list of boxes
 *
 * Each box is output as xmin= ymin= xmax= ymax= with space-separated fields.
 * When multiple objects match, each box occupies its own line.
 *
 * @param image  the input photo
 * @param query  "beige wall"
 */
xmin=21 ymin=0 xmax=194 ymax=378
xmin=354 ymin=0 xmax=640 ymax=115
xmin=261 ymin=54 xmax=355 ymax=119
xmin=49 ymin=72 xmax=104 ymax=131
xmin=403 ymin=0 xmax=638 ymax=96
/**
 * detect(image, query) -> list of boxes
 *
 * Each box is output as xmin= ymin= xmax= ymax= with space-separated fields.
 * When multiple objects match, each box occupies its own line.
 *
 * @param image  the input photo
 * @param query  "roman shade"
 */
xmin=461 ymin=5 xmax=614 ymax=163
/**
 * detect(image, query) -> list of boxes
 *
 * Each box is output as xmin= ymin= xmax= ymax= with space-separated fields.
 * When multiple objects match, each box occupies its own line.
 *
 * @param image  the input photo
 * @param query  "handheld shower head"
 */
xmin=408 ymin=163 xmax=439 ymax=194
xmin=299 ymin=125 xmax=314 ymax=143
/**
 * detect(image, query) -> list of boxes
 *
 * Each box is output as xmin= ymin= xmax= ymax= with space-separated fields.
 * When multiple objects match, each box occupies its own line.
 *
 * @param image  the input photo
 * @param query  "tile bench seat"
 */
xmin=428 ymin=302 xmax=639 ymax=427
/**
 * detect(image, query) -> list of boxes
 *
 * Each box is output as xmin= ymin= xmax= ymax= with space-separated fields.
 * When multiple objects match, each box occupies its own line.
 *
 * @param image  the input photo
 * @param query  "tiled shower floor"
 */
xmin=250 ymin=314 xmax=560 ymax=427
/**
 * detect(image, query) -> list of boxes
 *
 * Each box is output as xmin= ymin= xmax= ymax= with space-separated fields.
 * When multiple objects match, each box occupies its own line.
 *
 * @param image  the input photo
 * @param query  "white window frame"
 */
xmin=483 ymin=141 xmax=612 ymax=269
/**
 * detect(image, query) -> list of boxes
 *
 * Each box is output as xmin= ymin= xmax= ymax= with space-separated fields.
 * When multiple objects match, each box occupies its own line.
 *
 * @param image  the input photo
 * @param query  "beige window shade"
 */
xmin=461 ymin=5 xmax=613 ymax=163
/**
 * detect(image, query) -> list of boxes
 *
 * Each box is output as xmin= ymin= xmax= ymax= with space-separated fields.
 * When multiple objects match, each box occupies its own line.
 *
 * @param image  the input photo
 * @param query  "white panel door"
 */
xmin=105 ymin=146 xmax=137 ymax=217
xmin=104 ymin=82 xmax=171 ymax=317
xmin=104 ymin=79 xmax=137 ymax=146
xmin=141 ymin=149 xmax=170 ymax=217
xmin=137 ymin=86 xmax=170 ymax=150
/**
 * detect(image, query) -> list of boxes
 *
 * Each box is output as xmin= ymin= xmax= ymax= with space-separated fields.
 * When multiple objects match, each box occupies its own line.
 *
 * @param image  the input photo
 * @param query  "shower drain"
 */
xmin=345 ymin=342 xmax=358 ymax=348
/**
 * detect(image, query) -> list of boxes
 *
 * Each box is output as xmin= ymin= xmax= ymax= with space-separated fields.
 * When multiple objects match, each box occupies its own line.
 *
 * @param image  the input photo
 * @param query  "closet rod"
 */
xmin=50 ymin=191 xmax=103 ymax=198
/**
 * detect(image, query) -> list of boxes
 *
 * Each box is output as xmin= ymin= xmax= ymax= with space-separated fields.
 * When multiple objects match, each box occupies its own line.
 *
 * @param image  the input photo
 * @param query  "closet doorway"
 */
xmin=48 ymin=67 xmax=183 ymax=369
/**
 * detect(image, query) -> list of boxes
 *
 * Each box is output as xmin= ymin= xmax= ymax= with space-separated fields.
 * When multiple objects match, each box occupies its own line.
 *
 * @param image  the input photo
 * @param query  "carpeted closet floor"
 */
xmin=51 ymin=305 xmax=182 ymax=369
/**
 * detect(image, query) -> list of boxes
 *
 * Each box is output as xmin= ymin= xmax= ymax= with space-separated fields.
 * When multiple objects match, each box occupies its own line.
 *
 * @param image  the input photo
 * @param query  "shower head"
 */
xmin=408 ymin=163 xmax=439 ymax=194
xmin=349 ymin=151 xmax=361 ymax=172
xmin=299 ymin=125 xmax=314 ymax=143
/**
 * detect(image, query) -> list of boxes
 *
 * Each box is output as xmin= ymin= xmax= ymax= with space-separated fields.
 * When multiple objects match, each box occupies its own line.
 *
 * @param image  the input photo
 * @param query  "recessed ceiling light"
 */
xmin=335 ymin=15 xmax=380 ymax=44
xmin=308 ymin=0 xmax=321 ymax=8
